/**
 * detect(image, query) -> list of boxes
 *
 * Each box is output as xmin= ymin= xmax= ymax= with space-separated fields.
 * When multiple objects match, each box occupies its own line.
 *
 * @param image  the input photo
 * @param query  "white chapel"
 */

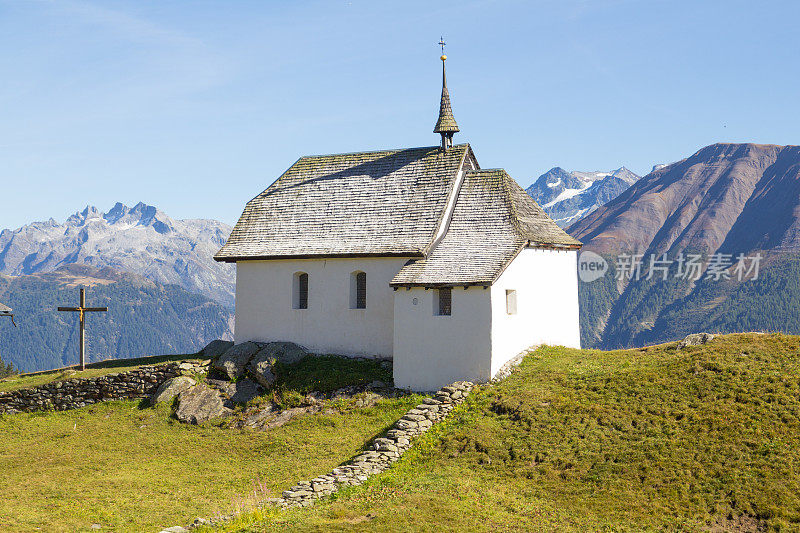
xmin=215 ymin=54 xmax=582 ymax=391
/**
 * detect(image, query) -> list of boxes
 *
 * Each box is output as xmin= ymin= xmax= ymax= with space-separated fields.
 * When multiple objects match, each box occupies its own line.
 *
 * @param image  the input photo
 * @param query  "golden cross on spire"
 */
xmin=438 ymin=36 xmax=446 ymax=55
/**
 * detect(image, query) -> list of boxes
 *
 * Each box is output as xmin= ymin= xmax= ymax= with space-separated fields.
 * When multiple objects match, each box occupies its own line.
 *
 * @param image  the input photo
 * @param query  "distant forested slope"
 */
xmin=0 ymin=265 xmax=233 ymax=372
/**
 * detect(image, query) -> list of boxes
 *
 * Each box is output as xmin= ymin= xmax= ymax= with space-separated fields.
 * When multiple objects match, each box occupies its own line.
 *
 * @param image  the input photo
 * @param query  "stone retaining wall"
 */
xmin=180 ymin=381 xmax=474 ymax=531
xmin=278 ymin=381 xmax=474 ymax=508
xmin=0 ymin=362 xmax=199 ymax=414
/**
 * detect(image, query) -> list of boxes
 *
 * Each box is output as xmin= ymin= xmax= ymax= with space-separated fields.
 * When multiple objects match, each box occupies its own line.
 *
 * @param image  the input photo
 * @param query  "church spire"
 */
xmin=434 ymin=37 xmax=459 ymax=150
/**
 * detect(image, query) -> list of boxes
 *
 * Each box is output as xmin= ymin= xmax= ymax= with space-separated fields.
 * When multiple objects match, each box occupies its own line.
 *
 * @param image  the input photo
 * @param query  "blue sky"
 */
xmin=2 ymin=0 xmax=798 ymax=229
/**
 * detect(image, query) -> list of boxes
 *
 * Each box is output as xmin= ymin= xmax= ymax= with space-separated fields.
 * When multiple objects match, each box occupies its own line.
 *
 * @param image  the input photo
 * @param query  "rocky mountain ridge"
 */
xmin=571 ymin=143 xmax=800 ymax=256
xmin=0 ymin=202 xmax=235 ymax=307
xmin=526 ymin=166 xmax=640 ymax=227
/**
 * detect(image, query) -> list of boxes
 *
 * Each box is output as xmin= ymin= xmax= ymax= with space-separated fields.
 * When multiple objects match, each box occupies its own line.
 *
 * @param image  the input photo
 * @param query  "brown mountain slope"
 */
xmin=570 ymin=143 xmax=800 ymax=256
xmin=568 ymin=143 xmax=800 ymax=349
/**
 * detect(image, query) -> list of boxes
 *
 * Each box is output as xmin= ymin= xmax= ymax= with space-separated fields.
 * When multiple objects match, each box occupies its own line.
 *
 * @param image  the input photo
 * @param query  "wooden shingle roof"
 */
xmin=216 ymin=146 xmax=580 ymax=285
xmin=215 ymin=145 xmax=473 ymax=261
xmin=390 ymin=169 xmax=581 ymax=286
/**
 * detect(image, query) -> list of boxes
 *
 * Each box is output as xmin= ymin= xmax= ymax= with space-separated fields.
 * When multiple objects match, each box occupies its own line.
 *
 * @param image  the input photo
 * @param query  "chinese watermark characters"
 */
xmin=613 ymin=252 xmax=762 ymax=282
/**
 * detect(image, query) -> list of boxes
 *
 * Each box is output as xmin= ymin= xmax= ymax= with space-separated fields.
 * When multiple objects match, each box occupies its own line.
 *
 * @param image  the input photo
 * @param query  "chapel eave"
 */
xmin=214 ymin=251 xmax=425 ymax=263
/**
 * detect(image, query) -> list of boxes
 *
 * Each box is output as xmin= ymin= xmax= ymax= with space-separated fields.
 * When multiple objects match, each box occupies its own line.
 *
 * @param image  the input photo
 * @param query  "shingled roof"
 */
xmin=390 ymin=169 xmax=581 ymax=286
xmin=216 ymin=145 xmax=581 ymax=285
xmin=215 ymin=144 xmax=473 ymax=261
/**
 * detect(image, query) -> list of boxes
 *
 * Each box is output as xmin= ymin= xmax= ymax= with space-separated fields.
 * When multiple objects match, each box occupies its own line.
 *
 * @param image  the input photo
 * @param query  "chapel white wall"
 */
xmin=234 ymin=257 xmax=411 ymax=358
xmin=393 ymin=287 xmax=492 ymax=391
xmin=489 ymin=248 xmax=581 ymax=375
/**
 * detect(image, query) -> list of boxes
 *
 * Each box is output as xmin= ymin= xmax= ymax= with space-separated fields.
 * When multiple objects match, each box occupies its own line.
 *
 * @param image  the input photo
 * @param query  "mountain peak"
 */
xmin=66 ymin=205 xmax=103 ymax=225
xmin=609 ymin=166 xmax=640 ymax=184
xmin=527 ymin=166 xmax=640 ymax=228
xmin=103 ymin=202 xmax=130 ymax=224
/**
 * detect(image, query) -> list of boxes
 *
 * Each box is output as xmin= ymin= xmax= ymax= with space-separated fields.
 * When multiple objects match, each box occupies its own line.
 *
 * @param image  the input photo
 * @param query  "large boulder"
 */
xmin=199 ymin=339 xmax=233 ymax=359
xmin=175 ymin=384 xmax=230 ymax=424
xmin=678 ymin=332 xmax=716 ymax=349
xmin=246 ymin=342 xmax=309 ymax=388
xmin=207 ymin=378 xmax=263 ymax=405
xmin=247 ymin=351 xmax=277 ymax=388
xmin=256 ymin=341 xmax=309 ymax=366
xmin=228 ymin=378 xmax=263 ymax=404
xmin=212 ymin=341 xmax=261 ymax=380
xmin=151 ymin=376 xmax=196 ymax=404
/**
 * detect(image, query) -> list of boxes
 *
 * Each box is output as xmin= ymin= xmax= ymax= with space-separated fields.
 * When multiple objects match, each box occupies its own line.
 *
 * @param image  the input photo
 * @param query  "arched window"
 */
xmin=350 ymin=271 xmax=366 ymax=309
xmin=293 ymin=272 xmax=308 ymax=309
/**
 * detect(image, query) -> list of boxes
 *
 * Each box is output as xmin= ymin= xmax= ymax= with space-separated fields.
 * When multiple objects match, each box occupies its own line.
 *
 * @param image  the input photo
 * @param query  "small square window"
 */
xmin=506 ymin=289 xmax=517 ymax=315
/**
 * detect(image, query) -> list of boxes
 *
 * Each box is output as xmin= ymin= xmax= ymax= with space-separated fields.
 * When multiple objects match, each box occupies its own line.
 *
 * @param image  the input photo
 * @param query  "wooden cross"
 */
xmin=0 ymin=303 xmax=15 ymax=327
xmin=58 ymin=287 xmax=107 ymax=371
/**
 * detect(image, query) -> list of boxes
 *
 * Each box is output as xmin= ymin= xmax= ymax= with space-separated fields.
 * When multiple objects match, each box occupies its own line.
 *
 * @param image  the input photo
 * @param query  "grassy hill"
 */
xmin=3 ymin=334 xmax=800 ymax=532
xmin=226 ymin=333 xmax=800 ymax=532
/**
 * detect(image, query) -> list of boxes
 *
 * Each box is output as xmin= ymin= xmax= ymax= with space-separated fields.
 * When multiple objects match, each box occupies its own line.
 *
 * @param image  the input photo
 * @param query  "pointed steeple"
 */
xmin=434 ymin=39 xmax=458 ymax=150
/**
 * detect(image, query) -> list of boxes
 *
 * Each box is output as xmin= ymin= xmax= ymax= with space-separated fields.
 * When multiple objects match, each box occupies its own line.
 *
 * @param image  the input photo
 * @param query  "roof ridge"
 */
xmin=422 ymin=147 xmax=472 ymax=256
xmin=297 ymin=143 xmax=471 ymax=160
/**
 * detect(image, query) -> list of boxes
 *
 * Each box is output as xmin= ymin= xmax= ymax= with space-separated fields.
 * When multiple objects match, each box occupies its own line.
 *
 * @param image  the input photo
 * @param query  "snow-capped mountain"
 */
xmin=525 ymin=166 xmax=640 ymax=227
xmin=0 ymin=202 xmax=235 ymax=307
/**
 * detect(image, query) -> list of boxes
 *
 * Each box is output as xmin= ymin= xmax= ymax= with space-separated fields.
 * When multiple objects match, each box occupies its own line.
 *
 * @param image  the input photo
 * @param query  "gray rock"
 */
xmin=175 ymin=384 xmax=230 ymax=424
xmin=236 ymin=404 xmax=278 ymax=428
xmin=213 ymin=341 xmax=261 ymax=380
xmin=206 ymin=378 xmax=235 ymax=397
xmin=256 ymin=341 xmax=309 ymax=366
xmin=206 ymin=378 xmax=261 ymax=406
xmin=263 ymin=406 xmax=318 ymax=429
xmin=151 ymin=376 xmax=196 ymax=404
xmin=228 ymin=378 xmax=263 ymax=404
xmin=247 ymin=351 xmax=277 ymax=388
xmin=200 ymin=339 xmax=234 ymax=359
xmin=678 ymin=332 xmax=716 ymax=349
